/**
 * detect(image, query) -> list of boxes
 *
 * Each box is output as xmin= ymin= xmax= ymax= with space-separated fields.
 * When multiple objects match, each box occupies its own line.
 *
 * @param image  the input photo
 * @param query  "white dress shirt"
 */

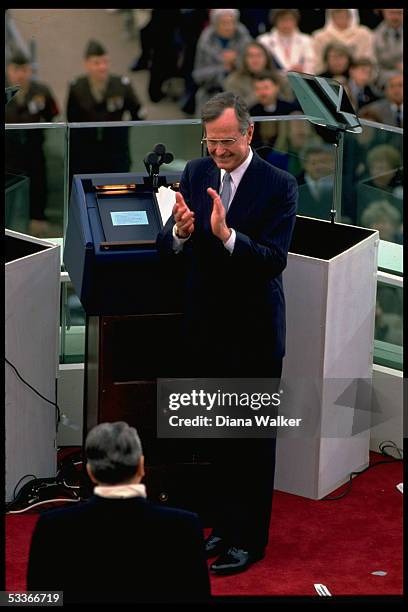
xmin=173 ymin=147 xmax=253 ymax=254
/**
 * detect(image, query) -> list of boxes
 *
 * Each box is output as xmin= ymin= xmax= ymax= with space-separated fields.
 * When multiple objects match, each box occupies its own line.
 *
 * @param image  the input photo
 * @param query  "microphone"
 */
xmin=162 ymin=152 xmax=174 ymax=164
xmin=153 ymin=143 xmax=166 ymax=156
xmin=146 ymin=152 xmax=159 ymax=165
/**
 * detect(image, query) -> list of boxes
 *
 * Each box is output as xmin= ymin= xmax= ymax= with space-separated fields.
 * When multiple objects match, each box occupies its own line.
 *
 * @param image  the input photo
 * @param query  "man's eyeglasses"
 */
xmin=201 ymin=137 xmax=241 ymax=148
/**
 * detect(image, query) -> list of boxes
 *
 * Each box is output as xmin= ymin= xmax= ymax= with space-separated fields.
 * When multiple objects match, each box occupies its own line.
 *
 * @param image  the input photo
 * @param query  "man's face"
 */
xmin=350 ymin=65 xmax=373 ymax=87
xmin=6 ymin=62 xmax=32 ymax=88
xmin=215 ymin=14 xmax=236 ymax=39
xmin=85 ymin=54 xmax=110 ymax=82
xmin=304 ymin=152 xmax=334 ymax=180
xmin=386 ymin=74 xmax=403 ymax=105
xmin=204 ymin=107 xmax=253 ymax=172
xmin=254 ymin=79 xmax=279 ymax=106
xmin=382 ymin=9 xmax=403 ymax=29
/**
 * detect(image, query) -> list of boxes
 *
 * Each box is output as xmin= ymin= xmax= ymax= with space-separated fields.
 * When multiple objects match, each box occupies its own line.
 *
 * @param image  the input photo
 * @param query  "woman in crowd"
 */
xmin=224 ymin=41 xmax=292 ymax=108
xmin=318 ymin=43 xmax=353 ymax=80
xmin=257 ymin=9 xmax=316 ymax=76
xmin=313 ymin=9 xmax=374 ymax=75
xmin=193 ymin=8 xmax=251 ymax=113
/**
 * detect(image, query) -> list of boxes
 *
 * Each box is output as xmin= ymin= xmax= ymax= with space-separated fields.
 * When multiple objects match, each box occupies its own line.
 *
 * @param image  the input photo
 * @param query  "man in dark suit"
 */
xmin=5 ymin=52 xmax=59 ymax=237
xmin=296 ymin=143 xmax=334 ymax=220
xmin=156 ymin=92 xmax=298 ymax=575
xmin=66 ymin=40 xmax=144 ymax=181
xmin=362 ymin=71 xmax=403 ymax=128
xmin=249 ymin=71 xmax=301 ymax=150
xmin=27 ymin=422 xmax=210 ymax=603
xmin=347 ymin=58 xmax=382 ymax=111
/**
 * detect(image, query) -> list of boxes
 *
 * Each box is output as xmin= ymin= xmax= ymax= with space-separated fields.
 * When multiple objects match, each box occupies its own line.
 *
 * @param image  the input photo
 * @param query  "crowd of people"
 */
xmin=5 ymin=8 xmax=403 ymax=238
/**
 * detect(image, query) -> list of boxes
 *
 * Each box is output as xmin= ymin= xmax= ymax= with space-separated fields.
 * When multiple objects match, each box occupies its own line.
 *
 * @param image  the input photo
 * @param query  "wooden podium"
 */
xmin=84 ymin=313 xmax=213 ymax=517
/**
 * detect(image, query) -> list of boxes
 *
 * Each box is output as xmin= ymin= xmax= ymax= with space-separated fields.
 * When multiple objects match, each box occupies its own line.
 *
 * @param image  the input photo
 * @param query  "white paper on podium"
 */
xmin=157 ymin=186 xmax=176 ymax=226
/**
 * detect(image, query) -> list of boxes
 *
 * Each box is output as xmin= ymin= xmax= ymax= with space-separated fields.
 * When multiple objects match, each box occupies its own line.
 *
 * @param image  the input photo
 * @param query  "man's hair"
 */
xmin=7 ymin=51 xmax=30 ymax=66
xmin=350 ymin=58 xmax=374 ymax=70
xmin=84 ymin=39 xmax=107 ymax=59
xmin=202 ymin=92 xmax=252 ymax=133
xmin=302 ymin=143 xmax=333 ymax=161
xmin=253 ymin=71 xmax=281 ymax=86
xmin=85 ymin=421 xmax=143 ymax=484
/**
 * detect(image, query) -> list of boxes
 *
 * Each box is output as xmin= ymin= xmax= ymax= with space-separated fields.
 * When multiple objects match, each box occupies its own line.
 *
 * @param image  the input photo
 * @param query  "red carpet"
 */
xmin=6 ymin=452 xmax=402 ymax=597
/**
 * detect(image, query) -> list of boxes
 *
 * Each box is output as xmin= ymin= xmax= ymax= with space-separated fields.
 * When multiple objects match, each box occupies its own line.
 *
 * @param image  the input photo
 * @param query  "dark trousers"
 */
xmin=206 ymin=358 xmax=283 ymax=554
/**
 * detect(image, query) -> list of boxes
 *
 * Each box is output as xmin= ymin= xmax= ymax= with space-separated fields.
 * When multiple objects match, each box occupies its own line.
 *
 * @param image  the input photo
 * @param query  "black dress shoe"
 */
xmin=210 ymin=547 xmax=265 ymax=575
xmin=205 ymin=534 xmax=225 ymax=558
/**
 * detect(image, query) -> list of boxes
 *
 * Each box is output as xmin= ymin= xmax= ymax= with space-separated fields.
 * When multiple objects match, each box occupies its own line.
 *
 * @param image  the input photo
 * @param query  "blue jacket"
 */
xmin=27 ymin=495 xmax=210 ymax=603
xmin=157 ymin=151 xmax=298 ymax=374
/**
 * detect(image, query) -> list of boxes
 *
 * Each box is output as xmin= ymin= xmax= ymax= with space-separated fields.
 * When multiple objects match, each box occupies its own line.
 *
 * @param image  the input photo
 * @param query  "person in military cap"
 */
xmin=5 ymin=52 xmax=60 ymax=237
xmin=66 ymin=40 xmax=145 ymax=179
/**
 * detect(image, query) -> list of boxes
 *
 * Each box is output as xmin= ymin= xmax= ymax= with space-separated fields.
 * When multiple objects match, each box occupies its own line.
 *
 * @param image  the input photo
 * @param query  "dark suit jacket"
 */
xmin=27 ymin=495 xmax=210 ymax=604
xmin=156 ymin=151 xmax=298 ymax=376
xmin=296 ymin=171 xmax=333 ymax=220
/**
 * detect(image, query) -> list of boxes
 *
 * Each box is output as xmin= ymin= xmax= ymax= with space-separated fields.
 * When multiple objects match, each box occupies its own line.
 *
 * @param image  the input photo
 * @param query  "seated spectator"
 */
xmin=375 ymin=285 xmax=403 ymax=344
xmin=373 ymin=9 xmax=403 ymax=91
xmin=362 ymin=71 xmax=403 ymax=128
xmin=250 ymin=72 xmax=301 ymax=150
xmin=347 ymin=58 xmax=382 ymax=111
xmin=193 ymin=9 xmax=251 ymax=114
xmin=361 ymin=200 xmax=402 ymax=243
xmin=5 ymin=52 xmax=59 ymax=238
xmin=224 ymin=42 xmax=291 ymax=109
xmin=257 ymin=9 xmax=316 ymax=76
xmin=27 ymin=422 xmax=210 ymax=603
xmin=318 ymin=43 xmax=353 ymax=80
xmin=313 ymin=9 xmax=374 ymax=75
xmin=296 ymin=143 xmax=335 ymax=220
xmin=357 ymin=144 xmax=403 ymax=225
xmin=278 ymin=111 xmax=323 ymax=176
xmin=365 ymin=144 xmax=402 ymax=191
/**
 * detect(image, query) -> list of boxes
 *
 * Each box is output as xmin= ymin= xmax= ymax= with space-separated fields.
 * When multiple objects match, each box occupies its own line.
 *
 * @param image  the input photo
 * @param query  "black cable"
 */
xmin=323 ymin=441 xmax=403 ymax=501
xmin=379 ymin=440 xmax=403 ymax=460
xmin=13 ymin=474 xmax=37 ymax=502
xmin=6 ymin=475 xmax=42 ymax=510
xmin=5 ymin=357 xmax=61 ymax=425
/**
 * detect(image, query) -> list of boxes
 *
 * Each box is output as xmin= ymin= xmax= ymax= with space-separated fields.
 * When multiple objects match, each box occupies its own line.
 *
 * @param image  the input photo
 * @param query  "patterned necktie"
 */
xmin=221 ymin=172 xmax=232 ymax=211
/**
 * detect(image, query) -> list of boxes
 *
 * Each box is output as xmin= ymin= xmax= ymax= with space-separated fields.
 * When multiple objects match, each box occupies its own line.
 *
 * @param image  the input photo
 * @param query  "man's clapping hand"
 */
xmin=173 ymin=191 xmax=195 ymax=238
xmin=207 ymin=187 xmax=232 ymax=243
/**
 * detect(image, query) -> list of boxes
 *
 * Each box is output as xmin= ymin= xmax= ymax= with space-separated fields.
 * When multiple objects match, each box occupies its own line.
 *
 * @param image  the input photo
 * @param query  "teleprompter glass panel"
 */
xmin=287 ymin=71 xmax=362 ymax=134
xmin=374 ymin=281 xmax=403 ymax=371
xmin=5 ymin=123 xmax=67 ymax=239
